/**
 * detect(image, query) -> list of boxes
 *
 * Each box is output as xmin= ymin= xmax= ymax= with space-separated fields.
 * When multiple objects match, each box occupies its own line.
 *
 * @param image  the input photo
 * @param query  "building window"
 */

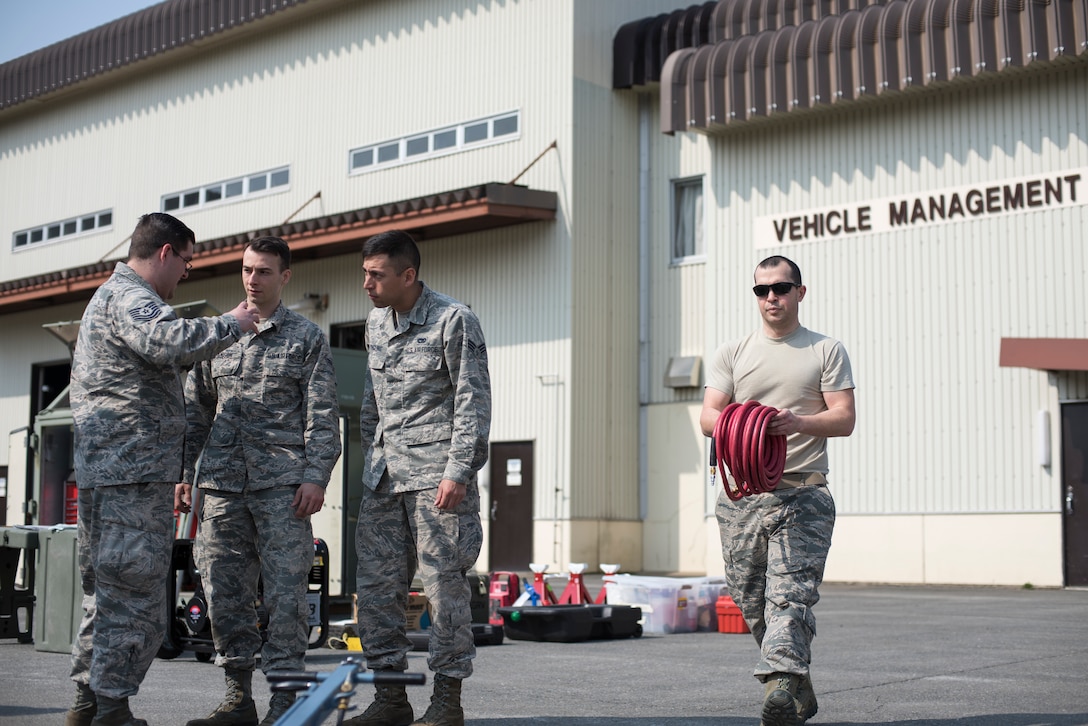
xmin=161 ymin=166 xmax=290 ymax=213
xmin=349 ymin=110 xmax=521 ymax=174
xmin=330 ymin=322 xmax=366 ymax=350
xmin=13 ymin=210 xmax=113 ymax=251
xmin=671 ymin=176 xmax=704 ymax=263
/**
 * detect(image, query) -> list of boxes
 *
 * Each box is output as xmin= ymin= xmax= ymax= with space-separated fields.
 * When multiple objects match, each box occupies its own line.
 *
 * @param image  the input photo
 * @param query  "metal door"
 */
xmin=1061 ymin=402 xmax=1088 ymax=586
xmin=488 ymin=442 xmax=534 ymax=572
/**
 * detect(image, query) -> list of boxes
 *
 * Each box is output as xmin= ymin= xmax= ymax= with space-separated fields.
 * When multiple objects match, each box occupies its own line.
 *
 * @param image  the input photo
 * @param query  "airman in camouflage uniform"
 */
xmin=347 ymin=230 xmax=490 ymax=726
xmin=67 ymin=213 xmax=259 ymax=726
xmin=179 ymin=237 xmax=342 ymax=726
xmin=700 ymin=256 xmax=855 ymax=726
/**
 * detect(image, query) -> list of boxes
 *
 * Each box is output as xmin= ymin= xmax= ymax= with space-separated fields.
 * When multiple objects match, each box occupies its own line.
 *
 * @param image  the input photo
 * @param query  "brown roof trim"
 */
xmin=0 ymin=0 xmax=313 ymax=111
xmin=0 ymin=182 xmax=557 ymax=315
xmin=655 ymin=0 xmax=1088 ymax=133
xmin=999 ymin=338 xmax=1088 ymax=372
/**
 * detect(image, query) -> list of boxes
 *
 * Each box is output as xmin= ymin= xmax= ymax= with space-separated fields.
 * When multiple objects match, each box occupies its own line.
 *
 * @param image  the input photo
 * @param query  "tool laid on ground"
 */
xmin=267 ymin=658 xmax=424 ymax=726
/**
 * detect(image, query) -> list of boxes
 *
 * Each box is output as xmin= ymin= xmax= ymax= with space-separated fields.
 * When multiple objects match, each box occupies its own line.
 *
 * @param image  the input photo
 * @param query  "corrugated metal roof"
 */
xmin=0 ymin=182 xmax=558 ymax=313
xmin=614 ymin=0 xmax=1088 ymax=132
xmin=0 ymin=0 xmax=314 ymax=111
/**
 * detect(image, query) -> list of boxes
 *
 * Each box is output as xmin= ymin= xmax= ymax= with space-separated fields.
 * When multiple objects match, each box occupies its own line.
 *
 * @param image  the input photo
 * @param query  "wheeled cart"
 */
xmin=158 ymin=537 xmax=330 ymax=661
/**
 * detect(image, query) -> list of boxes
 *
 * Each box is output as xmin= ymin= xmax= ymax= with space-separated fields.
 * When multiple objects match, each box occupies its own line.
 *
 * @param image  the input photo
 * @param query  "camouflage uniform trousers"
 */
xmin=195 ymin=487 xmax=314 ymax=674
xmin=70 ymin=483 xmax=174 ymax=699
xmin=355 ymin=482 xmax=483 ymax=679
xmin=716 ymin=484 xmax=836 ymax=679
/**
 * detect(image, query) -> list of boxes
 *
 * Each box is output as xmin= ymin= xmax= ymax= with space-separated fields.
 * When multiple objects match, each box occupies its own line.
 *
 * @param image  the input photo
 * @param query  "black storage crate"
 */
xmin=499 ymin=604 xmax=642 ymax=643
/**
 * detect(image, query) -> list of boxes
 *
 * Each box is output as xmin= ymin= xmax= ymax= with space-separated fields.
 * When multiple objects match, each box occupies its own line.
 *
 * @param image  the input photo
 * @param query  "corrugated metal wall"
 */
xmin=704 ymin=64 xmax=1087 ymax=518
xmin=0 ymin=0 xmax=671 ymax=571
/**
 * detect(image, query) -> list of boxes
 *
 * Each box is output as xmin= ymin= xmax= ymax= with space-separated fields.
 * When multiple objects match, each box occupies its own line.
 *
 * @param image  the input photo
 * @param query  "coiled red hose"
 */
xmin=713 ymin=400 xmax=787 ymax=500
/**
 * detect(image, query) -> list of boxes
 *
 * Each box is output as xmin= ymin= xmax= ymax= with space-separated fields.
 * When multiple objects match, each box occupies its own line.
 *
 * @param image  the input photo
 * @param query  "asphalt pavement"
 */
xmin=2 ymin=583 xmax=1087 ymax=725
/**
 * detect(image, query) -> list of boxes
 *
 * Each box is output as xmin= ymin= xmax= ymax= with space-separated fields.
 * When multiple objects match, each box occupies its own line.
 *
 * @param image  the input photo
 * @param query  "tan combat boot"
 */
xmin=795 ymin=674 xmax=818 ymax=723
xmin=342 ymin=681 xmax=414 ymax=726
xmin=410 ymin=673 xmax=463 ymax=726
xmin=185 ymin=668 xmax=258 ymax=726
xmin=760 ymin=672 xmax=801 ymax=726
xmin=64 ymin=682 xmax=96 ymax=726
xmin=89 ymin=696 xmax=147 ymax=726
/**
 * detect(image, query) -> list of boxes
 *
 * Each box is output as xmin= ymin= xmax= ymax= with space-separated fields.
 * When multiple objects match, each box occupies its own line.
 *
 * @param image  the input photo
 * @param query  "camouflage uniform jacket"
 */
xmin=361 ymin=283 xmax=491 ymax=493
xmin=183 ymin=303 xmax=342 ymax=491
xmin=71 ymin=262 xmax=242 ymax=489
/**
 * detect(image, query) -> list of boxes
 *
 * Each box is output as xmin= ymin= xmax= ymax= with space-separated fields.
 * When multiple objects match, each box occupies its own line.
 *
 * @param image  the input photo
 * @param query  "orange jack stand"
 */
xmin=529 ymin=563 xmax=559 ymax=605
xmin=557 ymin=563 xmax=593 ymax=605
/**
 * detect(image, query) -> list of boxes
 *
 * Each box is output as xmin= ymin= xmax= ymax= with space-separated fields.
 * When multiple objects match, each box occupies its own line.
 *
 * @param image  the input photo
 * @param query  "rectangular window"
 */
xmin=463 ymin=122 xmax=488 ymax=144
xmin=160 ymin=167 xmax=289 ymax=214
xmin=349 ymin=110 xmax=521 ymax=175
xmin=493 ymin=114 xmax=518 ymax=137
xmin=377 ymin=143 xmax=399 ymax=164
xmin=672 ymin=177 xmax=705 ymax=262
xmin=353 ymin=149 xmax=373 ymax=169
xmin=12 ymin=209 xmax=114 ymax=251
xmin=434 ymin=129 xmax=457 ymax=150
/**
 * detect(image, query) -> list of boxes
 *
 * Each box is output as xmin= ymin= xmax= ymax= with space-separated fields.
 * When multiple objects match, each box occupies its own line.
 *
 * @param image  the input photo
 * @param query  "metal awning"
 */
xmin=0 ymin=182 xmax=557 ymax=314
xmin=999 ymin=338 xmax=1088 ymax=372
xmin=615 ymin=0 xmax=1088 ymax=134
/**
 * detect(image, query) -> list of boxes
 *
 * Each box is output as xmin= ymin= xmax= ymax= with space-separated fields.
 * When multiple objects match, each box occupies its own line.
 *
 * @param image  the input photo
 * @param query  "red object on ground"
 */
xmin=713 ymin=596 xmax=748 ymax=635
xmin=716 ymin=595 xmax=750 ymax=634
xmin=532 ymin=569 xmax=559 ymax=605
xmin=557 ymin=570 xmax=593 ymax=605
xmin=488 ymin=572 xmax=520 ymax=626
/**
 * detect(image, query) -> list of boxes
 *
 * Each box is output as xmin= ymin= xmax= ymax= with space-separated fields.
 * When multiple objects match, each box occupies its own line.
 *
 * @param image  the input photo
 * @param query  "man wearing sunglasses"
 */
xmin=67 ymin=213 xmax=259 ymax=726
xmin=699 ymin=255 xmax=855 ymax=726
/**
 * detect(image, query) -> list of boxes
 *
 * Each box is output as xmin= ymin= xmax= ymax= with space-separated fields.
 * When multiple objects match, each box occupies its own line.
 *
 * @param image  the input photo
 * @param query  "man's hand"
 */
xmin=768 ymin=408 xmax=803 ymax=436
xmin=175 ymin=483 xmax=192 ymax=513
xmin=227 ymin=300 xmax=260 ymax=334
xmin=435 ymin=479 xmax=466 ymax=510
xmin=292 ymin=482 xmax=325 ymax=518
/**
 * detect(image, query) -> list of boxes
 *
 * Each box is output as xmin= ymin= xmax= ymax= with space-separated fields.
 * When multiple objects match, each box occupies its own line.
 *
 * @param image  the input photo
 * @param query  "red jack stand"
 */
xmin=557 ymin=563 xmax=593 ymax=605
xmin=528 ymin=563 xmax=559 ymax=605
xmin=595 ymin=563 xmax=620 ymax=604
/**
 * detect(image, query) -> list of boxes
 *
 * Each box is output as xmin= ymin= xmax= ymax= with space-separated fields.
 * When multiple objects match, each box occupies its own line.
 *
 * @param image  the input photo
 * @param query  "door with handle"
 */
xmin=487 ymin=441 xmax=534 ymax=572
xmin=1061 ymin=402 xmax=1088 ymax=586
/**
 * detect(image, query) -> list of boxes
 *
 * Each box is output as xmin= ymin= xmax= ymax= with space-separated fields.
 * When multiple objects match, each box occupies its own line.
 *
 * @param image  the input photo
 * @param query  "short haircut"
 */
xmin=246 ymin=236 xmax=291 ymax=271
xmin=127 ymin=213 xmax=195 ymax=261
xmin=362 ymin=230 xmax=421 ymax=275
xmin=756 ymin=255 xmax=802 ymax=286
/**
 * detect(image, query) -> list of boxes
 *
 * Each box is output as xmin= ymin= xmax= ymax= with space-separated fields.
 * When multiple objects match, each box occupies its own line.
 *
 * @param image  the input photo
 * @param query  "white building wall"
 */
xmin=695 ymin=65 xmax=1088 ymax=586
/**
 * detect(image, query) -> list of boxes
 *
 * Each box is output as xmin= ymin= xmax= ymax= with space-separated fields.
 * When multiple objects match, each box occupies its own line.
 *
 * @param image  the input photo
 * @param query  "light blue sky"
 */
xmin=0 ymin=1 xmax=160 ymax=64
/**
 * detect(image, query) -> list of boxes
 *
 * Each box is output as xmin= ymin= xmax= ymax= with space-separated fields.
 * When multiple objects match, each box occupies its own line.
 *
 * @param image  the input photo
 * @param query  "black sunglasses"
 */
xmin=752 ymin=282 xmax=799 ymax=297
